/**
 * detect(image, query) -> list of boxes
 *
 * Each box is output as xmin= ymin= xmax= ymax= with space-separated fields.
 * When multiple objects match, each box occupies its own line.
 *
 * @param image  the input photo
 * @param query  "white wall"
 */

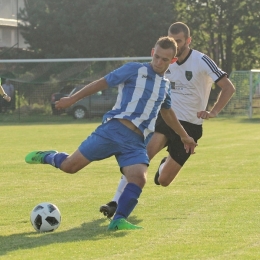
xmin=0 ymin=0 xmax=28 ymax=49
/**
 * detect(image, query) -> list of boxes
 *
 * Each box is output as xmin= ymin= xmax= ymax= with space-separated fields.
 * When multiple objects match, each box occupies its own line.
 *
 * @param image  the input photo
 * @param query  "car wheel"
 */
xmin=72 ymin=106 xmax=88 ymax=119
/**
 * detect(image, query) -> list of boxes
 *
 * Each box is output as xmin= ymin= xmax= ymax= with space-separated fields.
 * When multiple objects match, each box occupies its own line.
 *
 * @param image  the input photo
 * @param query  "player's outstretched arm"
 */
xmin=197 ymin=76 xmax=235 ymax=120
xmin=0 ymin=85 xmax=11 ymax=102
xmin=55 ymin=78 xmax=109 ymax=110
xmin=160 ymin=108 xmax=197 ymax=154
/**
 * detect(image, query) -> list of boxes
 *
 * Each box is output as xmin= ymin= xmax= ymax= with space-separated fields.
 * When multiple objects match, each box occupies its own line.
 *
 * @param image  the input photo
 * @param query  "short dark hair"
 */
xmin=155 ymin=36 xmax=177 ymax=55
xmin=168 ymin=22 xmax=190 ymax=39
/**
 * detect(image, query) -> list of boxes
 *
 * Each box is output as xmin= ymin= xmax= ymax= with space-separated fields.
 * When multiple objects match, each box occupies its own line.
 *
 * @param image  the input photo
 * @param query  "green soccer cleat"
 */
xmin=107 ymin=218 xmax=143 ymax=231
xmin=25 ymin=150 xmax=57 ymax=164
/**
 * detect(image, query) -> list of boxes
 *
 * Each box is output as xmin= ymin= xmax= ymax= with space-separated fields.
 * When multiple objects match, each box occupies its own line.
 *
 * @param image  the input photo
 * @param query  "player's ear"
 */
xmin=151 ymin=48 xmax=155 ymax=56
xmin=171 ymin=57 xmax=178 ymax=64
xmin=186 ymin=37 xmax=192 ymax=45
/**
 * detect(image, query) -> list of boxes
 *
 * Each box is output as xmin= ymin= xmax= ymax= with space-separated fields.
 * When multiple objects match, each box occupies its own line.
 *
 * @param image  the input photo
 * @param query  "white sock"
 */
xmin=158 ymin=162 xmax=165 ymax=176
xmin=112 ymin=175 xmax=128 ymax=203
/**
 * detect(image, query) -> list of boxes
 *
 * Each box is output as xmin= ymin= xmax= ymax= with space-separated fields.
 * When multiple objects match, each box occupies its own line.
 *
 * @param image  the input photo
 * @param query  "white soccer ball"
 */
xmin=30 ymin=202 xmax=61 ymax=232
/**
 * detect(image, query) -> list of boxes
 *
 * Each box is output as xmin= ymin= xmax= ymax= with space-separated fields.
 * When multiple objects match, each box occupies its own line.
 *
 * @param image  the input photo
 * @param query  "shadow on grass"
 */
xmin=0 ymin=216 xmax=143 ymax=256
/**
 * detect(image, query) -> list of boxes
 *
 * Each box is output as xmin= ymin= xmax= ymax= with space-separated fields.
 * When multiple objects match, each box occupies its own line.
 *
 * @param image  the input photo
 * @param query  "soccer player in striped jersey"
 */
xmin=100 ymin=22 xmax=235 ymax=219
xmin=25 ymin=36 xmax=197 ymax=231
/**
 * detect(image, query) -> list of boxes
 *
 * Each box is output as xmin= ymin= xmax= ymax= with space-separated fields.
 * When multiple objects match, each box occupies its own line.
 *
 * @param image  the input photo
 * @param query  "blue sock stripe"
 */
xmin=113 ymin=183 xmax=142 ymax=220
xmin=45 ymin=152 xmax=68 ymax=168
xmin=125 ymin=182 xmax=142 ymax=194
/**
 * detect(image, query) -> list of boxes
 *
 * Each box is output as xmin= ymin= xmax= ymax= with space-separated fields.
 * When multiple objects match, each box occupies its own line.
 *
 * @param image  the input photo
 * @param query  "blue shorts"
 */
xmin=78 ymin=119 xmax=149 ymax=168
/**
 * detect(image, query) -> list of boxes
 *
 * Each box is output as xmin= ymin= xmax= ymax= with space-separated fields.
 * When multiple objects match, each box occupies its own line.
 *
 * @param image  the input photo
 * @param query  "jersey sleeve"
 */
xmin=161 ymin=87 xmax=171 ymax=109
xmin=104 ymin=62 xmax=141 ymax=87
xmin=201 ymin=55 xmax=227 ymax=83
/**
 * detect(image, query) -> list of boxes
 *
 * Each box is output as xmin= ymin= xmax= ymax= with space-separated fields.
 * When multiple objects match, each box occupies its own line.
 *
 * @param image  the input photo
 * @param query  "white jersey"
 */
xmin=165 ymin=49 xmax=227 ymax=125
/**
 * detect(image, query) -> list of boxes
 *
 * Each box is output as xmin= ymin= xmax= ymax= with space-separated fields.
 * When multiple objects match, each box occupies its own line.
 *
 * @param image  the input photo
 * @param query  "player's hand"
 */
xmin=197 ymin=110 xmax=217 ymax=119
xmin=55 ymin=96 xmax=74 ymax=110
xmin=3 ymin=95 xmax=11 ymax=102
xmin=181 ymin=136 xmax=197 ymax=154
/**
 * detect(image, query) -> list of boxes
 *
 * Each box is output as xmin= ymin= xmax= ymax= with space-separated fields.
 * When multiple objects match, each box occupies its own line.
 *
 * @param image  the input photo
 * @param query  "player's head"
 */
xmin=151 ymin=36 xmax=178 ymax=75
xmin=168 ymin=22 xmax=191 ymax=58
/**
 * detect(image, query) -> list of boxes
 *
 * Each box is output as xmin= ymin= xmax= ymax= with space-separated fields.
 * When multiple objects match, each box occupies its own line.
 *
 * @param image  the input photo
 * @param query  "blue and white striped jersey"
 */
xmin=104 ymin=62 xmax=171 ymax=141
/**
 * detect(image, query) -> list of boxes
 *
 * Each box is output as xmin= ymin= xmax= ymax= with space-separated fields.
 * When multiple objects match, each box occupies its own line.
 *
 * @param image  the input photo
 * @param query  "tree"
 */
xmin=17 ymin=0 xmax=260 ymax=71
xmin=174 ymin=0 xmax=260 ymax=73
xmin=19 ymin=0 xmax=176 ymax=58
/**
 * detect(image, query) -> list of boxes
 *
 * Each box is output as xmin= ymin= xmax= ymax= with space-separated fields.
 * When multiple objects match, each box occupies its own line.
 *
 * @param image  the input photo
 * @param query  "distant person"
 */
xmin=0 ymin=79 xmax=14 ymax=113
xmin=25 ymin=36 xmax=197 ymax=231
xmin=100 ymin=22 xmax=236 ymax=219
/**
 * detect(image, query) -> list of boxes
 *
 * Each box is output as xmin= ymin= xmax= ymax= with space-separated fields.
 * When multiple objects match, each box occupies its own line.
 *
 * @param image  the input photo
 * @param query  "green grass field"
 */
xmin=0 ymin=117 xmax=260 ymax=259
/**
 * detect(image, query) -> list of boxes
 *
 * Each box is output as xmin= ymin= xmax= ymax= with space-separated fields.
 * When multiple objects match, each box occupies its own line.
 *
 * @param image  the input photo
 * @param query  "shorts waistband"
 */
xmin=117 ymin=119 xmax=143 ymax=136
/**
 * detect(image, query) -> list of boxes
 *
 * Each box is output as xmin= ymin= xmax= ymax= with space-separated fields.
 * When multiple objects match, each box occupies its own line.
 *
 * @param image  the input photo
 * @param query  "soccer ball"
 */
xmin=30 ymin=202 xmax=61 ymax=232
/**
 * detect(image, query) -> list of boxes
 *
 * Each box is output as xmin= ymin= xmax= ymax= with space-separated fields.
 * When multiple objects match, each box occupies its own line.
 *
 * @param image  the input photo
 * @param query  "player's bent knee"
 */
xmin=159 ymin=181 xmax=171 ymax=187
xmin=158 ymin=177 xmax=171 ymax=187
xmin=64 ymin=169 xmax=78 ymax=174
xmin=61 ymin=168 xmax=78 ymax=174
xmin=60 ymin=163 xmax=80 ymax=174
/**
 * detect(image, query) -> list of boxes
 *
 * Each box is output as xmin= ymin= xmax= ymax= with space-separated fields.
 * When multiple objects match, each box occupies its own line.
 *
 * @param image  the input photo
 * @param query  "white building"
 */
xmin=0 ymin=0 xmax=28 ymax=49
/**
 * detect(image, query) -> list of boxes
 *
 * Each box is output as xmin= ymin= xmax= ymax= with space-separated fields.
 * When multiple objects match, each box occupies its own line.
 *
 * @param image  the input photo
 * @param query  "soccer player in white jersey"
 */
xmin=25 ymin=36 xmax=197 ymax=231
xmin=100 ymin=22 xmax=235 ymax=219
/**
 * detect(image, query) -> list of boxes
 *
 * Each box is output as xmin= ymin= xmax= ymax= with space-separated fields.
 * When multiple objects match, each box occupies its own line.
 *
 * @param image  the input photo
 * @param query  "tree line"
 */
xmin=3 ymin=0 xmax=260 ymax=75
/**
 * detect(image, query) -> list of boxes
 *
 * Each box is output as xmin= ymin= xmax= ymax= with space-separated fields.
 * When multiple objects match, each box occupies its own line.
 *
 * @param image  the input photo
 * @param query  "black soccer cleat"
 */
xmin=99 ymin=201 xmax=118 ymax=218
xmin=154 ymin=157 xmax=167 ymax=185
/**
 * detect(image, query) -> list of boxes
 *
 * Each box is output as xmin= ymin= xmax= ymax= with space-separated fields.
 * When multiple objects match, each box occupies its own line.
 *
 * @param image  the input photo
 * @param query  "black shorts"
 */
xmin=155 ymin=113 xmax=202 ymax=166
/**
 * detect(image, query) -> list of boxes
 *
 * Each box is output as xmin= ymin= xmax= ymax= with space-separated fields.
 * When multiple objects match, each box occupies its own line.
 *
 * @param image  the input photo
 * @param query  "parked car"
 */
xmin=51 ymin=85 xmax=75 ymax=115
xmin=66 ymin=85 xmax=118 ymax=119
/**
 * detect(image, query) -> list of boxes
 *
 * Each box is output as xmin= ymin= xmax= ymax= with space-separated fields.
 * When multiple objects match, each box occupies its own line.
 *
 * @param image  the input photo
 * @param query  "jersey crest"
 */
xmin=170 ymin=81 xmax=175 ymax=89
xmin=185 ymin=71 xmax=193 ymax=81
